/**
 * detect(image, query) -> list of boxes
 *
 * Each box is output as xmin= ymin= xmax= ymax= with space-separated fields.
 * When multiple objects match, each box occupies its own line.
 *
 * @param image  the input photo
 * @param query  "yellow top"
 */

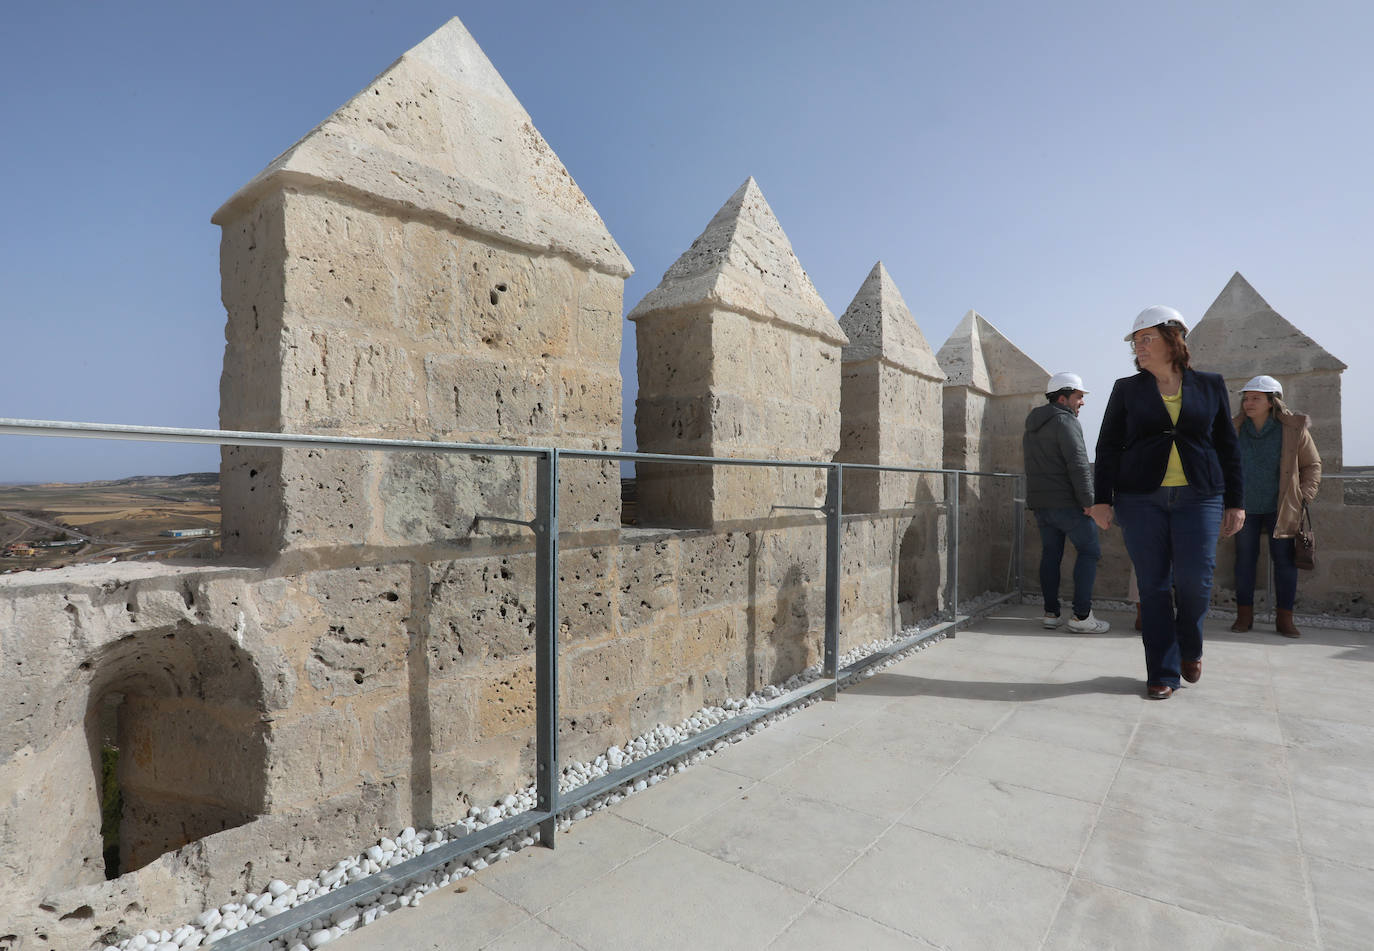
xmin=1161 ymin=390 xmax=1187 ymax=486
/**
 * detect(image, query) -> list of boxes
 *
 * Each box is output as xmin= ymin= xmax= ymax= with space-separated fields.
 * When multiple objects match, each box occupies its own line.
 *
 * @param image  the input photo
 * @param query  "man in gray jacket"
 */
xmin=1023 ymin=372 xmax=1110 ymax=633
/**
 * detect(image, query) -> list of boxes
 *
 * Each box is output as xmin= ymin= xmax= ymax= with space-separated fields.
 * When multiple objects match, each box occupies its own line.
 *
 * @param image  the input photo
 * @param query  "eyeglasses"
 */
xmin=1131 ymin=333 xmax=1159 ymax=350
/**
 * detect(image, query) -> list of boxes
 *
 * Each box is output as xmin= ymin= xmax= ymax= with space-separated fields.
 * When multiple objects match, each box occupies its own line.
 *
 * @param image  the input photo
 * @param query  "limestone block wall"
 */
xmin=1 ymin=500 xmax=949 ymax=948
xmin=213 ymin=19 xmax=631 ymax=559
xmin=630 ymin=179 xmax=848 ymax=528
xmin=1047 ymin=484 xmax=1374 ymax=619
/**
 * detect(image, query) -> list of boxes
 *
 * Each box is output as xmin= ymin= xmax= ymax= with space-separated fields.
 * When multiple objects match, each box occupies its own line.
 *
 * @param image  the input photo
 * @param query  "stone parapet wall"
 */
xmin=2 ymin=502 xmax=948 ymax=948
xmin=1036 ymin=491 xmax=1374 ymax=620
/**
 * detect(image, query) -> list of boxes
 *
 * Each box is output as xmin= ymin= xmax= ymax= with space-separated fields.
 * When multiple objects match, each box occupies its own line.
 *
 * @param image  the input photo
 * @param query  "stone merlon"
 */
xmin=211 ymin=17 xmax=632 ymax=279
xmin=627 ymin=178 xmax=848 ymax=346
xmin=1189 ymin=271 xmax=1348 ymax=377
xmin=839 ymin=262 xmax=945 ymax=381
xmin=936 ymin=309 xmax=1048 ymax=395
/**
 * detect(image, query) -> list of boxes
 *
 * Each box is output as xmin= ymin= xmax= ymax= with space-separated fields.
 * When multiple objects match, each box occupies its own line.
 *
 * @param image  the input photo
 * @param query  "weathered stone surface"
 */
xmin=0 ymin=729 xmax=104 ymax=896
xmin=218 ymin=193 xmax=287 ymax=433
xmin=460 ymin=244 xmax=577 ymax=358
xmin=612 ymin=538 xmax=681 ymax=634
xmin=301 ymin=565 xmax=411 ymax=696
xmin=213 ymin=18 xmax=630 ymax=279
xmin=628 ymin=178 xmax=844 ymax=344
xmin=839 ymin=262 xmax=945 ymax=380
xmin=562 ymin=635 xmax=649 ymax=711
xmin=215 ymin=17 xmax=626 ymax=559
xmin=427 ymin=554 xmax=536 ymax=671
xmin=279 ymin=327 xmax=423 ymax=431
xmin=576 ymin=270 xmax=627 ymax=358
xmin=677 ymin=531 xmax=755 ymax=614
xmin=276 ymin=447 xmax=381 ymax=549
xmin=1190 ymin=272 xmax=1346 ymax=470
xmin=558 ymin=546 xmax=617 ymax=645
xmin=1191 ymin=272 xmax=1347 ymax=376
xmin=381 ymin=449 xmax=529 ymax=543
xmin=837 ymin=264 xmax=945 ymax=512
xmin=630 ymin=182 xmax=844 ymax=527
xmin=937 ymin=309 xmax=1048 ymax=397
xmin=476 ymin=660 xmax=537 ymax=737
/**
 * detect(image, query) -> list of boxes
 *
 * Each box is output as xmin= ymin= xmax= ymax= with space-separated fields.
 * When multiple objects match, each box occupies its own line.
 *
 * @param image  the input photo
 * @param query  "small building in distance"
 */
xmin=158 ymin=528 xmax=217 ymax=538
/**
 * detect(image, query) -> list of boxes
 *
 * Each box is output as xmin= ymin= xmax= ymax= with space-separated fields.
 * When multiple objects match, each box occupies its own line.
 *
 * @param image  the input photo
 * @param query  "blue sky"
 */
xmin=1 ymin=0 xmax=1370 ymax=481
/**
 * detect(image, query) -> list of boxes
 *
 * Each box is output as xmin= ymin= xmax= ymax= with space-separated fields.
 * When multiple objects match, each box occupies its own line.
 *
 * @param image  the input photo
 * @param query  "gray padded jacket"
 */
xmin=1023 ymin=402 xmax=1093 ymax=510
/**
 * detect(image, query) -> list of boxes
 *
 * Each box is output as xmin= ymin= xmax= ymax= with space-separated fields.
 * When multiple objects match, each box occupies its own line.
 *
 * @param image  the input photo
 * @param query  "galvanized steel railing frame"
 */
xmin=0 ymin=418 xmax=1024 ymax=949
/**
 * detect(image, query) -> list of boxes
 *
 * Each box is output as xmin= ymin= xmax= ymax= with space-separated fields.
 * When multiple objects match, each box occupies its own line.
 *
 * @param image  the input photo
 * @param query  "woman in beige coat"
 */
xmin=1230 ymin=375 xmax=1321 ymax=637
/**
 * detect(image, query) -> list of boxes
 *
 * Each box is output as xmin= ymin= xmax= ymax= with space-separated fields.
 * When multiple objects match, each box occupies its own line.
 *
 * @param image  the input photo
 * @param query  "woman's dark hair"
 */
xmin=1133 ymin=323 xmax=1190 ymax=374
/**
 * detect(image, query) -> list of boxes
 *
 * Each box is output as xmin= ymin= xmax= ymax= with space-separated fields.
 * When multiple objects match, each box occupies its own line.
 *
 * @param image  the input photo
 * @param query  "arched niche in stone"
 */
xmin=82 ymin=623 xmax=267 ymax=879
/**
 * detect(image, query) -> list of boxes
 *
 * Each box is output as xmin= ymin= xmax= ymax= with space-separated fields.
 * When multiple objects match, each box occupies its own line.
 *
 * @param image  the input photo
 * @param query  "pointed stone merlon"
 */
xmin=835 ymin=262 xmax=945 ymax=514
xmin=936 ymin=310 xmax=1048 ymax=603
xmin=1189 ymin=271 xmax=1347 ymax=470
xmin=211 ymin=17 xmax=630 ymax=556
xmin=629 ymin=179 xmax=848 ymax=526
xmin=937 ymin=310 xmax=1050 ymax=474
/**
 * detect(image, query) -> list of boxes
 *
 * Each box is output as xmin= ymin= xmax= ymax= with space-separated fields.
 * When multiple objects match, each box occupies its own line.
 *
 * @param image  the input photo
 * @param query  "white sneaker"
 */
xmin=1067 ymin=611 xmax=1111 ymax=634
xmin=1042 ymin=614 xmax=1063 ymax=629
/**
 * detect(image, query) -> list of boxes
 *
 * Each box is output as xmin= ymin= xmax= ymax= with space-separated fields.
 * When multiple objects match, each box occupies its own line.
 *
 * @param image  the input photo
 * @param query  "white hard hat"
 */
xmin=1124 ymin=305 xmax=1188 ymax=341
xmin=1241 ymin=374 xmax=1283 ymax=395
xmin=1046 ymin=371 xmax=1087 ymax=394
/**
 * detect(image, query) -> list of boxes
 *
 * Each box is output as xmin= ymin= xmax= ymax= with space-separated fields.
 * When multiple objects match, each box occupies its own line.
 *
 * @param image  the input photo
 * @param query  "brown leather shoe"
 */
xmin=1181 ymin=659 xmax=1201 ymax=684
xmin=1147 ymin=684 xmax=1174 ymax=700
xmin=1276 ymin=608 xmax=1301 ymax=638
xmin=1231 ymin=605 xmax=1253 ymax=633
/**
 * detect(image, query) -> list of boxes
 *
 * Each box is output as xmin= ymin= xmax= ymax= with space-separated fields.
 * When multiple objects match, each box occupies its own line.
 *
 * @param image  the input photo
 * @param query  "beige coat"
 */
xmin=1232 ymin=408 xmax=1322 ymax=537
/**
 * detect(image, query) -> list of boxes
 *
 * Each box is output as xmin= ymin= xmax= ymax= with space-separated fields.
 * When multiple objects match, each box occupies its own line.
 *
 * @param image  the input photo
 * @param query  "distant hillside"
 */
xmin=62 ymin=473 xmax=217 ymax=489
xmin=0 ymin=473 xmax=219 ymax=490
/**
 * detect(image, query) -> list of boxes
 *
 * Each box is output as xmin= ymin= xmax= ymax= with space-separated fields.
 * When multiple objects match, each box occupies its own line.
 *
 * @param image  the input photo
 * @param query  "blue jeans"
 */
xmin=1114 ymin=487 xmax=1224 ymax=688
xmin=1233 ymin=511 xmax=1298 ymax=610
xmin=1035 ymin=507 xmax=1101 ymax=619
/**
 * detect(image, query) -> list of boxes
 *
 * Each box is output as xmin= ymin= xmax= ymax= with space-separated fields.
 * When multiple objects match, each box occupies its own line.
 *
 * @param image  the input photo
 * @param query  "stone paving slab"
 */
xmin=331 ymin=605 xmax=1373 ymax=950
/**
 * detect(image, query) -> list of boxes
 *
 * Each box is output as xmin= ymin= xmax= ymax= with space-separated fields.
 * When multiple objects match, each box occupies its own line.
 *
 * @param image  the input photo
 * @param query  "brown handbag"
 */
xmin=1295 ymin=501 xmax=1316 ymax=571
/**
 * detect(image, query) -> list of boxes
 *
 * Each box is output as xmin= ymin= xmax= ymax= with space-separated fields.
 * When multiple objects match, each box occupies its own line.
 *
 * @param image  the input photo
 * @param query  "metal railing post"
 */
xmin=946 ymin=470 xmax=960 ymax=629
xmin=1013 ymin=473 xmax=1026 ymax=598
xmin=823 ymin=464 xmax=842 ymax=699
xmin=534 ymin=449 xmax=560 ymax=847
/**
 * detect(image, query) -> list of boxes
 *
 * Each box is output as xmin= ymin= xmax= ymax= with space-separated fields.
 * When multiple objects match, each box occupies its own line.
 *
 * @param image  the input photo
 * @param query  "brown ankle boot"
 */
xmin=1276 ymin=608 xmax=1301 ymax=638
xmin=1231 ymin=605 xmax=1253 ymax=633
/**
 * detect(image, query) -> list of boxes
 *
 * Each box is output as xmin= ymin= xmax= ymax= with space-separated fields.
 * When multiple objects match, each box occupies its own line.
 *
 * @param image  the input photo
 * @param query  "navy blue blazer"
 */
xmin=1093 ymin=368 xmax=1244 ymax=509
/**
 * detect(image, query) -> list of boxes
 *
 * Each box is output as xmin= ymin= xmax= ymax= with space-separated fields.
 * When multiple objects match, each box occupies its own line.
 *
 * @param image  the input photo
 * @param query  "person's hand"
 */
xmin=1088 ymin=503 xmax=1113 ymax=531
xmin=1221 ymin=507 xmax=1245 ymax=538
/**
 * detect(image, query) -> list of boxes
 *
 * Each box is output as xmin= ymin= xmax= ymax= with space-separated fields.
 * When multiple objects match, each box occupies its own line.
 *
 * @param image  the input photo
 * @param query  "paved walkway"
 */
xmin=333 ymin=604 xmax=1374 ymax=950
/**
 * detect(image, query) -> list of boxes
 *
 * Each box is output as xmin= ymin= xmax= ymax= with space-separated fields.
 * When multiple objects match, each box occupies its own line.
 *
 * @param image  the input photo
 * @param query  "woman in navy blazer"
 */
xmin=1090 ymin=306 xmax=1244 ymax=699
